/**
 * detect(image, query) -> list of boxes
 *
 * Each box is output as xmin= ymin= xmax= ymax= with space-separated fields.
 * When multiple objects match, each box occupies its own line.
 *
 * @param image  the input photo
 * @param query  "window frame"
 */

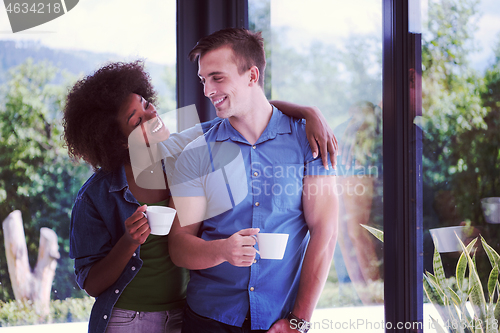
xmin=382 ymin=0 xmax=423 ymax=331
xmin=176 ymin=0 xmax=248 ymax=130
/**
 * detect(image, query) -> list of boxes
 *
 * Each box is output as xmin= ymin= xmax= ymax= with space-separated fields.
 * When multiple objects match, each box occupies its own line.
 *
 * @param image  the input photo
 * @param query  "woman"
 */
xmin=64 ymin=60 xmax=336 ymax=333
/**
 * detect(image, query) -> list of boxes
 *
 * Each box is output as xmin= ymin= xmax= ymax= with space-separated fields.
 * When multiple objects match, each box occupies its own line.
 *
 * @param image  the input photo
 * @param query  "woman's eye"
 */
xmin=134 ymin=118 xmax=142 ymax=127
xmin=145 ymin=101 xmax=150 ymax=109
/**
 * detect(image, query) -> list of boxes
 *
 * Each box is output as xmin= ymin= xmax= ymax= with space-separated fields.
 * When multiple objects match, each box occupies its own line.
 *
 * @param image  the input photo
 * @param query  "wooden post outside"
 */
xmin=34 ymin=227 xmax=60 ymax=316
xmin=2 ymin=210 xmax=60 ymax=318
xmin=2 ymin=210 xmax=33 ymax=300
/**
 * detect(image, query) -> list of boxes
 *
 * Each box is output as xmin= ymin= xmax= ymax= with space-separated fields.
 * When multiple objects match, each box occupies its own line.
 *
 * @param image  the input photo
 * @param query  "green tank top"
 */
xmin=114 ymin=199 xmax=189 ymax=311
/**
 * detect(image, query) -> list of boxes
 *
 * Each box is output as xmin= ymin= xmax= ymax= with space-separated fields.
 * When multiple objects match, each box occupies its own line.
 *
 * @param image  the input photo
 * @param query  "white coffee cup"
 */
xmin=255 ymin=233 xmax=289 ymax=260
xmin=145 ymin=206 xmax=176 ymax=236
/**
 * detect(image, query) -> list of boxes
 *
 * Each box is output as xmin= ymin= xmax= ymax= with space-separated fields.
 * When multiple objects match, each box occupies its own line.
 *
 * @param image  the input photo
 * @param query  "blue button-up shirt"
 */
xmin=171 ymin=107 xmax=336 ymax=330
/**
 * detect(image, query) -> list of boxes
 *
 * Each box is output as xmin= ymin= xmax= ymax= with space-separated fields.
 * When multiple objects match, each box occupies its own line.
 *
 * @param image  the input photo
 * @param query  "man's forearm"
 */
xmin=168 ymin=215 xmax=259 ymax=270
xmin=167 ymin=198 xmax=227 ymax=270
xmin=292 ymin=176 xmax=339 ymax=321
xmin=168 ymin=231 xmax=227 ymax=270
xmin=291 ymin=227 xmax=337 ymax=321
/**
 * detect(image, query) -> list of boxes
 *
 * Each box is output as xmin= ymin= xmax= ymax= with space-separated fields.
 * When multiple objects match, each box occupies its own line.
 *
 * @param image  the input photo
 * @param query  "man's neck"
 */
xmin=228 ymin=91 xmax=273 ymax=145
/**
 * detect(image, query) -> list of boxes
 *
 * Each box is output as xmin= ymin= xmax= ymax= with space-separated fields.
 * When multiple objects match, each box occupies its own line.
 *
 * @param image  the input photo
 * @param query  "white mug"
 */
xmin=255 ymin=233 xmax=289 ymax=260
xmin=145 ymin=206 xmax=176 ymax=236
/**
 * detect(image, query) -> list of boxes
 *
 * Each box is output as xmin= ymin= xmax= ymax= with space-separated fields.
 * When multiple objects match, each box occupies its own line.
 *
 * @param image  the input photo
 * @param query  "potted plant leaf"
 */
xmin=362 ymin=225 xmax=500 ymax=333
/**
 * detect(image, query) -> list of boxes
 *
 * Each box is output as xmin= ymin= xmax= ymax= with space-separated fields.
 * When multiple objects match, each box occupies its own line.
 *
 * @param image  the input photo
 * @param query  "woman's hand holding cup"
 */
xmin=123 ymin=205 xmax=151 ymax=245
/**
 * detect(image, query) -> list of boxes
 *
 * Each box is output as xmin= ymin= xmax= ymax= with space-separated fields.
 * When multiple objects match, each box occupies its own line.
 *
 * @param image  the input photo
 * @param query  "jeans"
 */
xmin=181 ymin=306 xmax=267 ymax=333
xmin=104 ymin=307 xmax=183 ymax=333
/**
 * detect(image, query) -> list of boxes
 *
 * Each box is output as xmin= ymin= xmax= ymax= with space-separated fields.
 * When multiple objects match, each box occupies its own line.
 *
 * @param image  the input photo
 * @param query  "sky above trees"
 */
xmin=0 ymin=0 xmax=498 ymax=71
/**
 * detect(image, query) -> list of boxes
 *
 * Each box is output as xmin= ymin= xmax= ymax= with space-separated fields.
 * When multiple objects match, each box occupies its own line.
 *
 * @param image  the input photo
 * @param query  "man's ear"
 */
xmin=249 ymin=66 xmax=260 ymax=86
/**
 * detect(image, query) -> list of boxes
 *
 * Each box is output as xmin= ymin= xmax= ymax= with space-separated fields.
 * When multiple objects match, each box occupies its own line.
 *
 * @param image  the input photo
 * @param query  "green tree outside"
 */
xmin=422 ymin=0 xmax=500 ymax=228
xmin=0 ymin=59 xmax=91 ymax=302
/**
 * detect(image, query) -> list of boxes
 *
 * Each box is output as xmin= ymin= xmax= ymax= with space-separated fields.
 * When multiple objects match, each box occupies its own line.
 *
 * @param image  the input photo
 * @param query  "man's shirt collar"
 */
xmin=215 ymin=106 xmax=292 ymax=144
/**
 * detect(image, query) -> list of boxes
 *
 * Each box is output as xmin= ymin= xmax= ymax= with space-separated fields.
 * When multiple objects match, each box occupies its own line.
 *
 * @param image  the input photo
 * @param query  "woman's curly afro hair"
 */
xmin=63 ymin=60 xmax=157 ymax=171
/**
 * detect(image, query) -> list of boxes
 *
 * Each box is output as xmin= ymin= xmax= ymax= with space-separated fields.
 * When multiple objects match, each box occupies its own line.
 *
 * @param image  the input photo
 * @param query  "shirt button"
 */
xmin=131 ymin=266 xmax=136 ymax=271
xmin=253 ymin=259 xmax=257 ymax=264
xmin=250 ymin=287 xmax=255 ymax=291
xmin=252 ymin=145 xmax=256 ymax=149
xmin=103 ymin=315 xmax=108 ymax=320
xmin=115 ymin=289 xmax=119 ymax=294
xmin=132 ymin=253 xmax=137 ymax=257
xmin=253 ymin=172 xmax=258 ymax=177
xmin=255 ymin=202 xmax=260 ymax=207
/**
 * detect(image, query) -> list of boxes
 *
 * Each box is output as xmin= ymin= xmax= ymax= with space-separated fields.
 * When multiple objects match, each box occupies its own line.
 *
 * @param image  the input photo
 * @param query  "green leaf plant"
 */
xmin=361 ymin=225 xmax=500 ymax=333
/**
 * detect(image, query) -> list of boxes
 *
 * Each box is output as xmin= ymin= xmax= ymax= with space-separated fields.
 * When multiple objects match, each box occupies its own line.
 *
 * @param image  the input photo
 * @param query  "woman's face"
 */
xmin=118 ymin=93 xmax=170 ymax=147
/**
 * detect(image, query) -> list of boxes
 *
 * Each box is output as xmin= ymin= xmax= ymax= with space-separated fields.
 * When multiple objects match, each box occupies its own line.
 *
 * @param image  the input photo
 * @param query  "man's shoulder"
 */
xmin=273 ymin=106 xmax=305 ymax=123
xmin=273 ymin=109 xmax=307 ymax=140
xmin=202 ymin=117 xmax=224 ymax=132
xmin=184 ymin=131 xmax=210 ymax=151
xmin=290 ymin=117 xmax=307 ymax=135
xmin=187 ymin=118 xmax=225 ymax=147
xmin=175 ymin=123 xmax=223 ymax=175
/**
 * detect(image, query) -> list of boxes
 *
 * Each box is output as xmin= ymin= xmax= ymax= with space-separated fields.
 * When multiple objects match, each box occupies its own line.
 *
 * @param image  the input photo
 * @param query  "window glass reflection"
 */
xmin=250 ymin=0 xmax=384 ymax=329
xmin=422 ymin=0 xmax=500 ymax=330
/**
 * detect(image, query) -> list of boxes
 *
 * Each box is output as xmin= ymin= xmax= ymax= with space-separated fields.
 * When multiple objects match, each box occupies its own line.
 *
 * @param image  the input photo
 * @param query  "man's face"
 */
xmin=198 ymin=46 xmax=251 ymax=119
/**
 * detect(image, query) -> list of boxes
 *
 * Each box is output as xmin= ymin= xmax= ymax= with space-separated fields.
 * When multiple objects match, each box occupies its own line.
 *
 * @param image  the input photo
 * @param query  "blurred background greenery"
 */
xmin=0 ymin=54 xmax=177 ymax=303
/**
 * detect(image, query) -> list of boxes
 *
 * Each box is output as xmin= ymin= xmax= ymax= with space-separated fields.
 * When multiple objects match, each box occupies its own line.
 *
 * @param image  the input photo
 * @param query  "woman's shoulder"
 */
xmin=75 ymin=168 xmax=114 ymax=201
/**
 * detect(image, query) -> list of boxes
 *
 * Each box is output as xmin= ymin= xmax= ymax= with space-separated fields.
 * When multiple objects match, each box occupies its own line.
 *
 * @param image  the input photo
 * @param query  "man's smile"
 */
xmin=213 ymin=96 xmax=227 ymax=107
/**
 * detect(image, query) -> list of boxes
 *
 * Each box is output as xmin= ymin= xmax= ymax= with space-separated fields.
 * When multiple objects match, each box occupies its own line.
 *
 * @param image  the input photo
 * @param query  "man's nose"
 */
xmin=204 ymin=82 xmax=216 ymax=97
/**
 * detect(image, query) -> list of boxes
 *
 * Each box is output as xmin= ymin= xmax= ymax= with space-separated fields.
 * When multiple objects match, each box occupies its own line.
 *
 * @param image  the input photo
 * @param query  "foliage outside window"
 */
xmin=422 ymin=0 xmax=500 ymax=288
xmin=0 ymin=56 xmax=176 ymax=325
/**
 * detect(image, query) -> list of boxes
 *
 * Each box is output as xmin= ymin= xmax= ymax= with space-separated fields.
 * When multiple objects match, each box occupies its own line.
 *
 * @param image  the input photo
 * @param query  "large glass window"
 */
xmin=250 ymin=0 xmax=385 ymax=330
xmin=0 ymin=0 xmax=176 ymax=327
xmin=421 ymin=0 xmax=500 ymax=331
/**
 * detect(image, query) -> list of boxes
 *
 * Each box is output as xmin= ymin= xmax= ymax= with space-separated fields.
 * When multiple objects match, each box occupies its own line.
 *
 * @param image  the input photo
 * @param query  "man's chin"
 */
xmin=215 ymin=109 xmax=231 ymax=119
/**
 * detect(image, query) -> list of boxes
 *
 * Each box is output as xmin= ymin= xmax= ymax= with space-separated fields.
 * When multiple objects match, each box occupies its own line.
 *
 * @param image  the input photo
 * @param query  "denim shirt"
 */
xmin=69 ymin=166 xmax=143 ymax=333
xmin=171 ymin=108 xmax=336 ymax=330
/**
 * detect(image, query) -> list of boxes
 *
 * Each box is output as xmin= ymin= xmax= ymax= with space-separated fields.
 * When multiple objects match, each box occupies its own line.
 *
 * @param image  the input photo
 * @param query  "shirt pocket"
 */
xmin=272 ymin=164 xmax=304 ymax=209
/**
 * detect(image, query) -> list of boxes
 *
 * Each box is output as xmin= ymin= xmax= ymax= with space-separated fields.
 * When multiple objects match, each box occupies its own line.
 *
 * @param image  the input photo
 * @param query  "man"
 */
xmin=169 ymin=28 xmax=339 ymax=333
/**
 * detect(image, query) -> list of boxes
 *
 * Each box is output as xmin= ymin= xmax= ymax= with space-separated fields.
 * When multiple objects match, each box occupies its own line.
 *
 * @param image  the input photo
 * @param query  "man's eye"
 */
xmin=214 ymin=77 xmax=222 ymax=82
